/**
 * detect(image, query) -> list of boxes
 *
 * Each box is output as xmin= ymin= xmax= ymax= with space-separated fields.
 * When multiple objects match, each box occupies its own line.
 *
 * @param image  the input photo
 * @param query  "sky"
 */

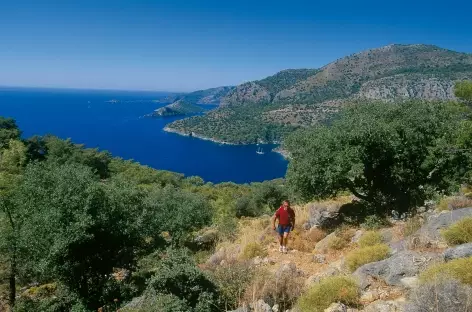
xmin=0 ymin=0 xmax=471 ymax=92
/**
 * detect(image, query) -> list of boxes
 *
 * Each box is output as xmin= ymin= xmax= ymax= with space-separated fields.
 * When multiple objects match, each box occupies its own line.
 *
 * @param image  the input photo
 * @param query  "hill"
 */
xmin=147 ymin=99 xmax=204 ymax=117
xmin=166 ymin=44 xmax=472 ymax=144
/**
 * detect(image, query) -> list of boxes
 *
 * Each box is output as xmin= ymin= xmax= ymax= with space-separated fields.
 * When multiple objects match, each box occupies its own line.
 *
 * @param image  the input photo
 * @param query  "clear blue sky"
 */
xmin=1 ymin=0 xmax=471 ymax=92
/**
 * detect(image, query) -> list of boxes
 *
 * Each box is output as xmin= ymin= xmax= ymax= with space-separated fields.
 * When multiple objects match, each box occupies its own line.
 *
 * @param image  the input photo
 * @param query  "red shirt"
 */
xmin=275 ymin=206 xmax=295 ymax=226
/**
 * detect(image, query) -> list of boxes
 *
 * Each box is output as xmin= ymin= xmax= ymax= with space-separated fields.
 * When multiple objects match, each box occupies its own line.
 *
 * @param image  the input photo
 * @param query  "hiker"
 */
xmin=272 ymin=200 xmax=295 ymax=253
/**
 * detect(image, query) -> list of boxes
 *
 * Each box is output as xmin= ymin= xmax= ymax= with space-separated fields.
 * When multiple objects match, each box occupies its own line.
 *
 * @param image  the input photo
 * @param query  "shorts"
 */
xmin=277 ymin=225 xmax=292 ymax=235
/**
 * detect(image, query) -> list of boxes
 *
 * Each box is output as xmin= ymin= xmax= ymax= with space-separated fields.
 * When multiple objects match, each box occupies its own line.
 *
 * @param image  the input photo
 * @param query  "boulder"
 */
xmin=324 ymin=302 xmax=348 ymax=312
xmin=307 ymin=201 xmax=344 ymax=228
xmin=414 ymin=207 xmax=472 ymax=243
xmin=251 ymin=299 xmax=272 ymax=312
xmin=443 ymin=243 xmax=472 ymax=261
xmin=399 ymin=277 xmax=419 ymax=289
xmin=194 ymin=228 xmax=219 ymax=247
xmin=351 ymin=230 xmax=364 ymax=244
xmin=353 ymin=251 xmax=439 ymax=289
xmin=314 ymin=232 xmax=337 ymax=253
xmin=313 ymin=254 xmax=326 ymax=264
xmin=362 ymin=300 xmax=405 ymax=312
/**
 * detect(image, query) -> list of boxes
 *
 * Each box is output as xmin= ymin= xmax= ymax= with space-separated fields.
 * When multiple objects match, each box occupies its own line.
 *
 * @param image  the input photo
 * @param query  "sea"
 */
xmin=0 ymin=87 xmax=288 ymax=183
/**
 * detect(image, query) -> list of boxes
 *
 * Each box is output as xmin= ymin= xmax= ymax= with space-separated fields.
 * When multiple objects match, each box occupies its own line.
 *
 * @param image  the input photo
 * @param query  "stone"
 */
xmin=324 ymin=302 xmax=347 ymax=312
xmin=315 ymin=232 xmax=337 ymax=253
xmin=380 ymin=228 xmax=394 ymax=243
xmin=305 ymin=267 xmax=340 ymax=286
xmin=362 ymin=300 xmax=405 ymax=312
xmin=443 ymin=243 xmax=472 ymax=261
xmin=272 ymin=304 xmax=280 ymax=312
xmin=353 ymin=251 xmax=439 ymax=289
xmin=194 ymin=228 xmax=218 ymax=247
xmin=307 ymin=201 xmax=344 ymax=228
xmin=351 ymin=230 xmax=364 ymax=244
xmin=251 ymin=299 xmax=272 ymax=312
xmin=399 ymin=277 xmax=419 ymax=289
xmin=313 ymin=254 xmax=326 ymax=263
xmin=414 ymin=207 xmax=472 ymax=243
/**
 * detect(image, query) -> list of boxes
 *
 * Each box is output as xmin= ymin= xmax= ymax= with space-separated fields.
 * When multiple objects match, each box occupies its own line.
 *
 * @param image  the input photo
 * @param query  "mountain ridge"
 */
xmin=164 ymin=44 xmax=472 ymax=144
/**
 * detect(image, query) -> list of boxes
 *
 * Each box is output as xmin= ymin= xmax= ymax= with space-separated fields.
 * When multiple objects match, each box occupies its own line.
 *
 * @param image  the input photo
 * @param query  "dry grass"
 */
xmin=441 ymin=217 xmax=472 ymax=246
xmin=345 ymin=244 xmax=391 ymax=272
xmin=437 ymin=196 xmax=472 ymax=212
xmin=358 ymin=231 xmax=383 ymax=248
xmin=297 ymin=276 xmax=359 ymax=312
xmin=420 ymin=257 xmax=472 ymax=285
xmin=291 ymin=227 xmax=327 ymax=252
xmin=243 ymin=268 xmax=304 ymax=310
xmin=402 ymin=215 xmax=424 ymax=237
xmin=241 ymin=242 xmax=268 ymax=260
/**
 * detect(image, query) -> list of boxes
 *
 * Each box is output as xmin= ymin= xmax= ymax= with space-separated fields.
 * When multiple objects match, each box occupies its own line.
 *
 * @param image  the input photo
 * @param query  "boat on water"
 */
xmin=256 ymin=147 xmax=264 ymax=155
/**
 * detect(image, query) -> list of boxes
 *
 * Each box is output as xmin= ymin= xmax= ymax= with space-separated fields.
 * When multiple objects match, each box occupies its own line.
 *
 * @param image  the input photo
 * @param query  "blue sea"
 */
xmin=0 ymin=87 xmax=288 ymax=183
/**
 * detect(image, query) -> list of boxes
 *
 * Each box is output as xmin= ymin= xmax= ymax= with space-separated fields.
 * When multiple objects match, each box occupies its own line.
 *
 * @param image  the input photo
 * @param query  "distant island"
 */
xmin=147 ymin=100 xmax=204 ymax=117
xmin=158 ymin=44 xmax=472 ymax=144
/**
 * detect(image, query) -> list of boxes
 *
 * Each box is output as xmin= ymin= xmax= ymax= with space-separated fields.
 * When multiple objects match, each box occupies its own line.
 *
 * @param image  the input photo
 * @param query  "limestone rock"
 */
xmin=324 ymin=302 xmax=347 ymax=312
xmin=315 ymin=232 xmax=337 ymax=253
xmin=443 ymin=243 xmax=472 ymax=261
xmin=313 ymin=254 xmax=326 ymax=264
xmin=354 ymin=251 xmax=439 ymax=289
xmin=399 ymin=277 xmax=419 ymax=289
xmin=362 ymin=300 xmax=405 ymax=312
xmin=307 ymin=202 xmax=343 ymax=228
xmin=351 ymin=230 xmax=364 ymax=244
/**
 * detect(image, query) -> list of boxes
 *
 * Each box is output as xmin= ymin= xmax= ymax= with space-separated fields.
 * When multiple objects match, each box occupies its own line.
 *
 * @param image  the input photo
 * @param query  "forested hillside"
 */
xmin=167 ymin=44 xmax=472 ymax=144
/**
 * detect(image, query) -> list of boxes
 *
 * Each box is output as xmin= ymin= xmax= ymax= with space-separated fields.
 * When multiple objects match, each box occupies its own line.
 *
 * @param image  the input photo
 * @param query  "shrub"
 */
xmin=327 ymin=236 xmax=349 ymax=251
xmin=441 ymin=217 xmax=472 ymax=245
xmin=361 ymin=215 xmax=389 ymax=230
xmin=209 ymin=262 xmax=255 ymax=310
xmin=420 ymin=257 xmax=472 ymax=285
xmin=291 ymin=228 xmax=327 ymax=252
xmin=406 ymin=279 xmax=472 ymax=312
xmin=345 ymin=244 xmax=391 ymax=272
xmin=403 ymin=216 xmax=424 ymax=237
xmin=241 ymin=242 xmax=267 ymax=260
xmin=244 ymin=268 xmax=304 ymax=310
xmin=437 ymin=196 xmax=472 ymax=212
xmin=307 ymin=227 xmax=327 ymax=243
xmin=297 ymin=276 xmax=359 ymax=312
xmin=358 ymin=231 xmax=383 ymax=247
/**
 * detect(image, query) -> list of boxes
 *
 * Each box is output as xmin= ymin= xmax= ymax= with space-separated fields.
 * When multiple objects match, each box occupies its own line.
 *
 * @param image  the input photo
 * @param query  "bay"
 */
xmin=0 ymin=87 xmax=288 ymax=183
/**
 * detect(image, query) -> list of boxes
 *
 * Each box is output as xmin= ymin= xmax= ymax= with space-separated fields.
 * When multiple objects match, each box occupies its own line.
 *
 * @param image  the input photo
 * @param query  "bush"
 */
xmin=241 ymin=242 xmax=267 ymax=260
xmin=361 ymin=215 xmax=390 ymax=230
xmin=345 ymin=244 xmax=391 ymax=272
xmin=145 ymin=249 xmax=221 ymax=312
xmin=406 ymin=279 xmax=472 ymax=312
xmin=209 ymin=262 xmax=255 ymax=310
xmin=403 ymin=216 xmax=424 ymax=237
xmin=327 ymin=236 xmax=348 ymax=251
xmin=441 ymin=217 xmax=472 ymax=245
xmin=297 ymin=276 xmax=359 ymax=312
xmin=437 ymin=196 xmax=472 ymax=212
xmin=420 ymin=257 xmax=472 ymax=285
xmin=358 ymin=231 xmax=383 ymax=247
xmin=244 ymin=269 xmax=304 ymax=310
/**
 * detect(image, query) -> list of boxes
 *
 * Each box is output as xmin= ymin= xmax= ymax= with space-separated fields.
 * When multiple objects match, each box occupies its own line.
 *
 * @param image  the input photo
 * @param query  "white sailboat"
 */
xmin=256 ymin=146 xmax=264 ymax=155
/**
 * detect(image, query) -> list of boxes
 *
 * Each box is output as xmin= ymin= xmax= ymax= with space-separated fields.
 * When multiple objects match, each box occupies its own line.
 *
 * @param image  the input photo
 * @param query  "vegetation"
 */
xmin=345 ymin=244 xmax=391 ymax=272
xmin=151 ymin=100 xmax=205 ymax=117
xmin=240 ymin=242 xmax=267 ymax=260
xmin=297 ymin=276 xmax=359 ymax=312
xmin=441 ymin=217 xmax=472 ymax=245
xmin=420 ymin=257 xmax=472 ymax=285
xmin=358 ymin=231 xmax=383 ymax=247
xmin=286 ymin=100 xmax=472 ymax=216
xmin=455 ymin=80 xmax=472 ymax=105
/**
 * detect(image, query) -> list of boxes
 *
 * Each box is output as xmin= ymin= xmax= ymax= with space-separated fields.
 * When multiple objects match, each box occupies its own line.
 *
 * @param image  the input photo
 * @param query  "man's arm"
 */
xmin=272 ymin=211 xmax=279 ymax=230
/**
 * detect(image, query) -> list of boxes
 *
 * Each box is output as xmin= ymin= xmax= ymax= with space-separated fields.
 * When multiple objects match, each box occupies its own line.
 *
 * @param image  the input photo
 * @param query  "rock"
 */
xmin=380 ymin=228 xmax=394 ymax=243
xmin=272 ymin=304 xmax=279 ymax=312
xmin=207 ymin=245 xmax=241 ymax=266
xmin=388 ymin=240 xmax=407 ymax=254
xmin=353 ymin=251 xmax=439 ymax=289
xmin=362 ymin=300 xmax=405 ymax=312
xmin=305 ymin=267 xmax=340 ymax=286
xmin=229 ymin=307 xmax=250 ymax=312
xmin=194 ymin=228 xmax=218 ymax=247
xmin=313 ymin=254 xmax=326 ymax=264
xmin=414 ymin=207 xmax=472 ymax=243
xmin=275 ymin=262 xmax=305 ymax=278
xmin=251 ymin=299 xmax=272 ymax=312
xmin=315 ymin=232 xmax=337 ymax=253
xmin=307 ymin=202 xmax=344 ymax=228
xmin=399 ymin=277 xmax=419 ymax=289
xmin=443 ymin=243 xmax=472 ymax=261
xmin=324 ymin=302 xmax=347 ymax=312
xmin=351 ymin=230 xmax=364 ymax=244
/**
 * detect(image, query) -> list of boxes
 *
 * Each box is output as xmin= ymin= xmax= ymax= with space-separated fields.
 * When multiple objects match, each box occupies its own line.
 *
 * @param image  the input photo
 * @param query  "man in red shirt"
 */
xmin=272 ymin=200 xmax=295 ymax=253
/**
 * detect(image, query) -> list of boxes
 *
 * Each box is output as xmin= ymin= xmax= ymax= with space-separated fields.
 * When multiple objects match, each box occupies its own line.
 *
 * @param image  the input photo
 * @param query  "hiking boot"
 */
xmin=279 ymin=246 xmax=283 ymax=252
xmin=282 ymin=246 xmax=287 ymax=253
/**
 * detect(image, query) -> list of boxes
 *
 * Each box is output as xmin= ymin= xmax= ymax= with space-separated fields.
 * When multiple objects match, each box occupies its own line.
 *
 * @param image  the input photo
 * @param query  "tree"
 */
xmin=285 ymin=101 xmax=472 ymax=215
xmin=10 ymin=162 xmax=153 ymax=309
xmin=0 ymin=117 xmax=21 ymax=148
xmin=455 ymin=80 xmax=472 ymax=105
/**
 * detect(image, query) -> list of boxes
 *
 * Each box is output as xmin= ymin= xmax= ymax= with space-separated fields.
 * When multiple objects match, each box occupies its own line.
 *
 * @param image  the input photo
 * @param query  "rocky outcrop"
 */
xmin=362 ymin=300 xmax=405 ymax=312
xmin=305 ymin=201 xmax=345 ymax=229
xmin=443 ymin=243 xmax=472 ymax=261
xmin=354 ymin=251 xmax=439 ymax=289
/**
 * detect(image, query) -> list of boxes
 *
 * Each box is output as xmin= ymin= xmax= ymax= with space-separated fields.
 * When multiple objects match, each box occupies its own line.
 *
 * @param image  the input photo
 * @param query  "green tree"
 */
xmin=0 ymin=117 xmax=21 ymax=148
xmin=455 ymin=80 xmax=472 ymax=105
xmin=10 ymin=162 xmax=153 ymax=309
xmin=285 ymin=101 xmax=472 ymax=215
